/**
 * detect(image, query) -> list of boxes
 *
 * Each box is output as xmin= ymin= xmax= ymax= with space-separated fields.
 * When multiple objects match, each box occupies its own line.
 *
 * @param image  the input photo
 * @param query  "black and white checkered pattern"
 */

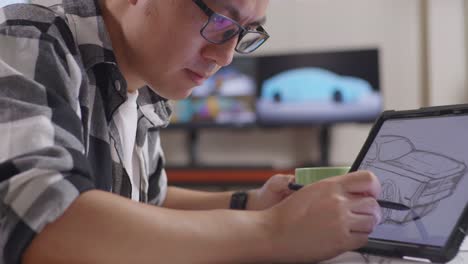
xmin=0 ymin=1 xmax=171 ymax=263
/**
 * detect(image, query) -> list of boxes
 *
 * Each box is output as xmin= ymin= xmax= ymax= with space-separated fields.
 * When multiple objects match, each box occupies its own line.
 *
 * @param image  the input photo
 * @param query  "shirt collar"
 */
xmin=61 ymin=0 xmax=172 ymax=127
xmin=62 ymin=0 xmax=117 ymax=70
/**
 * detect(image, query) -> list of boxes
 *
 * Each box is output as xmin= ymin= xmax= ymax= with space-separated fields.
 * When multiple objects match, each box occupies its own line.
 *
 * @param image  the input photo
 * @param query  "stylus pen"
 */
xmin=288 ymin=183 xmax=411 ymax=211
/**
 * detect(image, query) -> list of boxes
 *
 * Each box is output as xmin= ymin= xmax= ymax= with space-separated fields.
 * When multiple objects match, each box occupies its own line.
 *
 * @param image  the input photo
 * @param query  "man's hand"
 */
xmin=247 ymin=174 xmax=295 ymax=210
xmin=263 ymin=170 xmax=382 ymax=263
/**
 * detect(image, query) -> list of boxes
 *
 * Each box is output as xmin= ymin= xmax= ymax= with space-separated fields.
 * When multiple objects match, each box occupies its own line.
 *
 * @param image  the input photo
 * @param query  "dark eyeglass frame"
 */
xmin=192 ymin=0 xmax=270 ymax=54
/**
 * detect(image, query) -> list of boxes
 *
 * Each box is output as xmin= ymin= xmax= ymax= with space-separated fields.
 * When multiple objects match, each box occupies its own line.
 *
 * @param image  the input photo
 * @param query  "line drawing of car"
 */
xmin=360 ymin=135 xmax=466 ymax=225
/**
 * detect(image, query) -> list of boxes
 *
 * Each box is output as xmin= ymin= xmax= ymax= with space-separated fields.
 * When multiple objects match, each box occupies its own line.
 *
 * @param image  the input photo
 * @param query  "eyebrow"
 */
xmin=221 ymin=3 xmax=267 ymax=27
xmin=250 ymin=16 xmax=267 ymax=27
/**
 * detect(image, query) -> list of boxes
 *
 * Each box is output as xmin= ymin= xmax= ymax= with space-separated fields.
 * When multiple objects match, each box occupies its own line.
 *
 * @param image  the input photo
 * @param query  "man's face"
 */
xmin=121 ymin=0 xmax=269 ymax=99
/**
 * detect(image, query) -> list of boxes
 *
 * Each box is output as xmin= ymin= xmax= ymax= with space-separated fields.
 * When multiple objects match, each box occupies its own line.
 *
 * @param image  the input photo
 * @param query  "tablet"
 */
xmin=350 ymin=104 xmax=468 ymax=263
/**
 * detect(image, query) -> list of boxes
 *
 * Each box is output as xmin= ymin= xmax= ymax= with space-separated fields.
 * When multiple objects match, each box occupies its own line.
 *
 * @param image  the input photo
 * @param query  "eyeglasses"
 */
xmin=192 ymin=0 xmax=270 ymax=54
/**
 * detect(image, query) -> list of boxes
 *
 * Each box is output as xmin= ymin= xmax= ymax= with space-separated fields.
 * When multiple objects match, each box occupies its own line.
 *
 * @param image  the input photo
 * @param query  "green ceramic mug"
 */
xmin=295 ymin=166 xmax=351 ymax=185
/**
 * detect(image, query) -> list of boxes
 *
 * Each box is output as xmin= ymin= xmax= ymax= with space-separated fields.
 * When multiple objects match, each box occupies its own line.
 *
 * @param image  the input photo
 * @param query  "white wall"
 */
xmin=162 ymin=0 xmax=465 ymax=169
xmin=426 ymin=0 xmax=467 ymax=105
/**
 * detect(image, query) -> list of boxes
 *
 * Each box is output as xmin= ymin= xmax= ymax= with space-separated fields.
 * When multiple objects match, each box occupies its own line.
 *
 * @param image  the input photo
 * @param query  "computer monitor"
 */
xmin=169 ymin=57 xmax=257 ymax=127
xmin=169 ymin=49 xmax=381 ymax=127
xmin=256 ymin=49 xmax=382 ymax=124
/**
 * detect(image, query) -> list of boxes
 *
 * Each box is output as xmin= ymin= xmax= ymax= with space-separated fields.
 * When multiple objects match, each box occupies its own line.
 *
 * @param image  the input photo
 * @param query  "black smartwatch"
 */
xmin=230 ymin=191 xmax=249 ymax=210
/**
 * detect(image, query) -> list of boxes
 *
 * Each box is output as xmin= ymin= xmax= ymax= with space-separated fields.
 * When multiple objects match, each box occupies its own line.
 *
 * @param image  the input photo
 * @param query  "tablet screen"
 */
xmin=358 ymin=114 xmax=468 ymax=247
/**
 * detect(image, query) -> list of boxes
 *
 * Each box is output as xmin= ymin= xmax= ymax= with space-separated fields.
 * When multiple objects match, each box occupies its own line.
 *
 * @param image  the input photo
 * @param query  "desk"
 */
xmin=323 ymin=237 xmax=468 ymax=263
xmin=324 ymin=251 xmax=467 ymax=264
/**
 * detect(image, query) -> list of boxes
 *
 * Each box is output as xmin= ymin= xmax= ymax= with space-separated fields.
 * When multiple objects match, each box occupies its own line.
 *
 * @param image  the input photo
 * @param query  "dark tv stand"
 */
xmin=183 ymin=124 xmax=330 ymax=167
xmin=165 ymin=124 xmax=332 ymax=185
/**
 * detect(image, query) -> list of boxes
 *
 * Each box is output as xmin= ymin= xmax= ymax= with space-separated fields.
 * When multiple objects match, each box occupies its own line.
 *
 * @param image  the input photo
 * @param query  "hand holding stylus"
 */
xmin=267 ymin=170 xmax=383 ymax=263
xmin=288 ymin=182 xmax=411 ymax=211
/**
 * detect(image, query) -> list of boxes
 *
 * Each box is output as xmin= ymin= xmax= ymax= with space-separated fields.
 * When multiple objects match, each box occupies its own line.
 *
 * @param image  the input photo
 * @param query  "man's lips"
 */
xmin=185 ymin=69 xmax=210 ymax=85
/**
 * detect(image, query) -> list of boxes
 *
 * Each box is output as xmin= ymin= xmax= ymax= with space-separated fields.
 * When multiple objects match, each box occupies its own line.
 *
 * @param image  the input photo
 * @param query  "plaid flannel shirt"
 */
xmin=0 ymin=0 xmax=172 ymax=263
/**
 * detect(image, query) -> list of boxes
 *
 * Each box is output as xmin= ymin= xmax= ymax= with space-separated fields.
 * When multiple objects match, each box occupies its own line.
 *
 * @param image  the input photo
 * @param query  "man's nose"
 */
xmin=202 ymin=37 xmax=237 ymax=67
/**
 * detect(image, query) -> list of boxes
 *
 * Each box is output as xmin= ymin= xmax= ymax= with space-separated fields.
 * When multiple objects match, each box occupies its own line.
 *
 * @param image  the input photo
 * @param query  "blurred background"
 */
xmin=162 ymin=0 xmax=468 ymax=188
xmin=3 ymin=0 xmax=465 ymax=189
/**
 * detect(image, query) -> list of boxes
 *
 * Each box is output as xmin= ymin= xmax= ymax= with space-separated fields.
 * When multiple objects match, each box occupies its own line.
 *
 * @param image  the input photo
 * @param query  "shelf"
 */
xmin=166 ymin=166 xmax=295 ymax=184
xmin=163 ymin=125 xmax=333 ymax=168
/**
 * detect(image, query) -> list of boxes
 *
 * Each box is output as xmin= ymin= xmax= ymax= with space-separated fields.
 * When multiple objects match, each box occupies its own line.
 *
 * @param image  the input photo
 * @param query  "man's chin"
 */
xmin=147 ymin=85 xmax=195 ymax=100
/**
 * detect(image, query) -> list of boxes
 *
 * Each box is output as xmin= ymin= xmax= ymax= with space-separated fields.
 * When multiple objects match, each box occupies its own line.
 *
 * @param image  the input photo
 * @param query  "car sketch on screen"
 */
xmin=360 ymin=135 xmax=466 ymax=225
xmin=256 ymin=67 xmax=382 ymax=124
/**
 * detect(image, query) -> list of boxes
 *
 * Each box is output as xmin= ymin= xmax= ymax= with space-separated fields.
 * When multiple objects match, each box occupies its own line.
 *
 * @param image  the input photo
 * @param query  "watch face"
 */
xmin=230 ymin=191 xmax=248 ymax=210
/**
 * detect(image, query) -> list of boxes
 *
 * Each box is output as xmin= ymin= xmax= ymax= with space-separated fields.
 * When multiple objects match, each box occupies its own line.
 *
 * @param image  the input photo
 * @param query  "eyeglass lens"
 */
xmin=236 ymin=32 xmax=266 ymax=53
xmin=203 ymin=14 xmax=240 ymax=44
xmin=202 ymin=13 xmax=267 ymax=53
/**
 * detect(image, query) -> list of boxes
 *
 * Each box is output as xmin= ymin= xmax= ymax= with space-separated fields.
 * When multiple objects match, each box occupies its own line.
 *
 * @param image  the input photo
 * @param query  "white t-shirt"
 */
xmin=114 ymin=91 xmax=141 ymax=201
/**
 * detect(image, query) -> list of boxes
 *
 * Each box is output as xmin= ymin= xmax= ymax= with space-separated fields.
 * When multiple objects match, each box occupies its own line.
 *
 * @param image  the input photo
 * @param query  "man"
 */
xmin=0 ymin=0 xmax=382 ymax=263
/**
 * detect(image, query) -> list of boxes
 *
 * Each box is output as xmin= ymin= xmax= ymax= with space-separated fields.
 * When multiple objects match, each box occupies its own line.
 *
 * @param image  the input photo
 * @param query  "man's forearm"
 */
xmin=163 ymin=186 xmax=235 ymax=210
xmin=22 ymin=190 xmax=273 ymax=264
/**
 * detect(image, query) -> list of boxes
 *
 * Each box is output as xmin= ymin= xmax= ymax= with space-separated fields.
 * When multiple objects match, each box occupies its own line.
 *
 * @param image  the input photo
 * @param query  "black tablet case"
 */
xmin=350 ymin=104 xmax=468 ymax=263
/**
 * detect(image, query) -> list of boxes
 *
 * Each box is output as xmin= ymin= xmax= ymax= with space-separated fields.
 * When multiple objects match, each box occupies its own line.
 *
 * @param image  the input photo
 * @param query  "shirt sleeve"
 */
xmin=153 ymin=168 xmax=168 ymax=206
xmin=0 ymin=15 xmax=95 ymax=264
xmin=145 ymin=128 xmax=168 ymax=207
